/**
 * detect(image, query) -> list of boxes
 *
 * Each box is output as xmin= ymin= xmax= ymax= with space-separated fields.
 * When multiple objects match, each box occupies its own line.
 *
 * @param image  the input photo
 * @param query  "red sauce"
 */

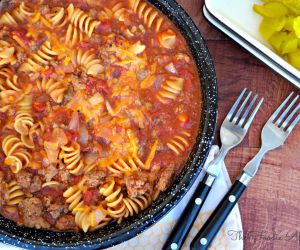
xmin=0 ymin=0 xmax=201 ymax=232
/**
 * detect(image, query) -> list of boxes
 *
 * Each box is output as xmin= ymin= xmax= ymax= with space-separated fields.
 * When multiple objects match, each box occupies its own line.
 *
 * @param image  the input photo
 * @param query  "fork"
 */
xmin=163 ymin=89 xmax=263 ymax=250
xmin=190 ymin=92 xmax=300 ymax=250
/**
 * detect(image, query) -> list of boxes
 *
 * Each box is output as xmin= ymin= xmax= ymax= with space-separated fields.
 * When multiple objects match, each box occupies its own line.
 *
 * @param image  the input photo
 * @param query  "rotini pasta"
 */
xmin=123 ymin=194 xmax=151 ymax=218
xmin=107 ymin=156 xmax=144 ymax=176
xmin=67 ymin=4 xmax=100 ymax=37
xmin=11 ymin=2 xmax=36 ymax=22
xmin=2 ymin=135 xmax=31 ymax=173
xmin=0 ymin=12 xmax=17 ymax=26
xmin=47 ymin=7 xmax=68 ymax=28
xmin=64 ymin=183 xmax=107 ymax=232
xmin=156 ymin=76 xmax=184 ymax=103
xmin=129 ymin=0 xmax=164 ymax=32
xmin=167 ymin=131 xmax=191 ymax=155
xmin=14 ymin=95 xmax=34 ymax=136
xmin=72 ymin=49 xmax=104 ymax=77
xmin=63 ymin=185 xmax=83 ymax=211
xmin=21 ymin=121 xmax=44 ymax=149
xmin=19 ymin=41 xmax=58 ymax=72
xmin=59 ymin=143 xmax=85 ymax=176
xmin=0 ymin=40 xmax=17 ymax=66
xmin=65 ymin=24 xmax=85 ymax=47
xmin=42 ymin=181 xmax=60 ymax=188
xmin=37 ymin=77 xmax=67 ymax=103
xmin=74 ymin=204 xmax=108 ymax=232
xmin=99 ymin=179 xmax=126 ymax=222
xmin=5 ymin=180 xmax=25 ymax=206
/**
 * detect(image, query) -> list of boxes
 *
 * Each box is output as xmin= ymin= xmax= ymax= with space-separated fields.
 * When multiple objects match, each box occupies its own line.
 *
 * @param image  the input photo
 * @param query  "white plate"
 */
xmin=204 ymin=0 xmax=300 ymax=89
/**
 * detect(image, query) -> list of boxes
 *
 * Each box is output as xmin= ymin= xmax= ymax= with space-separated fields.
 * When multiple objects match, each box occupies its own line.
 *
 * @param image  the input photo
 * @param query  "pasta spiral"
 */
xmin=63 ymin=184 xmax=84 ymax=214
xmin=0 ymin=75 xmax=21 ymax=94
xmin=0 ymin=74 xmax=25 ymax=107
xmin=12 ymin=2 xmax=36 ymax=22
xmin=59 ymin=143 xmax=85 ymax=175
xmin=156 ymin=76 xmax=184 ymax=104
xmin=64 ymin=183 xmax=107 ymax=232
xmin=112 ymin=2 xmax=127 ymax=22
xmin=19 ymin=41 xmax=58 ymax=72
xmin=74 ymin=204 xmax=108 ymax=232
xmin=37 ymin=77 xmax=67 ymax=103
xmin=72 ymin=49 xmax=104 ymax=77
xmin=14 ymin=95 xmax=34 ymax=136
xmin=0 ymin=40 xmax=17 ymax=66
xmin=0 ymin=12 xmax=17 ymax=26
xmin=167 ymin=131 xmax=191 ymax=155
xmin=129 ymin=0 xmax=164 ymax=32
xmin=21 ymin=121 xmax=45 ymax=149
xmin=47 ymin=7 xmax=68 ymax=28
xmin=65 ymin=24 xmax=85 ymax=47
xmin=99 ymin=179 xmax=126 ymax=222
xmin=107 ymin=156 xmax=144 ymax=176
xmin=67 ymin=4 xmax=100 ymax=37
xmin=2 ymin=135 xmax=31 ymax=173
xmin=5 ymin=180 xmax=25 ymax=206
xmin=123 ymin=194 xmax=151 ymax=218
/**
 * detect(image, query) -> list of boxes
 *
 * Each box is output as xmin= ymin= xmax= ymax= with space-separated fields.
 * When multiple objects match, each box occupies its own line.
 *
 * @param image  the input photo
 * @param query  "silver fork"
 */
xmin=163 ymin=89 xmax=263 ymax=250
xmin=191 ymin=92 xmax=300 ymax=250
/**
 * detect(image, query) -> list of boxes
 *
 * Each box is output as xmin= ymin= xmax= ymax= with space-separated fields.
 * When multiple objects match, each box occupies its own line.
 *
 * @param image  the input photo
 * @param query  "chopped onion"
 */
xmin=88 ymin=93 xmax=104 ymax=106
xmin=68 ymin=111 xmax=79 ymax=131
xmin=52 ymin=127 xmax=68 ymax=146
xmin=165 ymin=62 xmax=177 ymax=74
xmin=83 ymin=151 xmax=98 ymax=165
xmin=79 ymin=123 xmax=89 ymax=145
xmin=44 ymin=141 xmax=59 ymax=165
xmin=129 ymin=41 xmax=146 ymax=55
xmin=93 ymin=208 xmax=106 ymax=225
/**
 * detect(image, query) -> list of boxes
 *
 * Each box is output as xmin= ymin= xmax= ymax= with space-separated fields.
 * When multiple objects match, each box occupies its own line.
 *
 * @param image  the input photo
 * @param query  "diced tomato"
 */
xmin=53 ymin=108 xmax=72 ymax=125
xmin=82 ymin=77 xmax=97 ymax=95
xmin=73 ymin=175 xmax=82 ymax=185
xmin=177 ymin=68 xmax=194 ymax=91
xmin=95 ymin=79 xmax=109 ymax=95
xmin=112 ymin=66 xmax=126 ymax=79
xmin=65 ymin=129 xmax=79 ymax=142
xmin=44 ymin=67 xmax=55 ymax=78
xmin=96 ymin=20 xmax=112 ymax=34
xmin=33 ymin=101 xmax=47 ymax=112
xmin=43 ymin=131 xmax=52 ymax=141
xmin=83 ymin=190 xmax=93 ymax=205
xmin=11 ymin=29 xmax=30 ymax=46
xmin=115 ymin=125 xmax=123 ymax=133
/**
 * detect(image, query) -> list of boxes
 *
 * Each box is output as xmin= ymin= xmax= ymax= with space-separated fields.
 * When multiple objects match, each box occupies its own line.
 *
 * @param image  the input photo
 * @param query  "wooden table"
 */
xmin=177 ymin=0 xmax=300 ymax=249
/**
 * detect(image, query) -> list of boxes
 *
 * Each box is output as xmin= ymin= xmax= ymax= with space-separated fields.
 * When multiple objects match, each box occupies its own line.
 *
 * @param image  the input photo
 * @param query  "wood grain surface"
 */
xmin=176 ymin=0 xmax=300 ymax=249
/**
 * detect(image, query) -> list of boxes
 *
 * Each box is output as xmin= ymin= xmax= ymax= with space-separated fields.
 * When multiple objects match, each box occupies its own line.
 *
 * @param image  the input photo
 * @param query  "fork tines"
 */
xmin=227 ymin=88 xmax=264 ymax=129
xmin=270 ymin=92 xmax=300 ymax=132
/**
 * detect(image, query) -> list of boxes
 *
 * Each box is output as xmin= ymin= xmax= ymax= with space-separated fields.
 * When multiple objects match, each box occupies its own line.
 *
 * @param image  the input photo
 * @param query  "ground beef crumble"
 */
xmin=55 ymin=215 xmax=77 ymax=231
xmin=18 ymin=197 xmax=50 ymax=229
xmin=156 ymin=164 xmax=176 ymax=192
xmin=125 ymin=172 xmax=152 ymax=198
xmin=15 ymin=170 xmax=42 ymax=193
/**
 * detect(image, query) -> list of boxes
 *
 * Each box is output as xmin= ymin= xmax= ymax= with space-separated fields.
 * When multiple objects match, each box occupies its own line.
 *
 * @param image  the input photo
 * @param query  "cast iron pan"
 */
xmin=0 ymin=0 xmax=218 ymax=249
